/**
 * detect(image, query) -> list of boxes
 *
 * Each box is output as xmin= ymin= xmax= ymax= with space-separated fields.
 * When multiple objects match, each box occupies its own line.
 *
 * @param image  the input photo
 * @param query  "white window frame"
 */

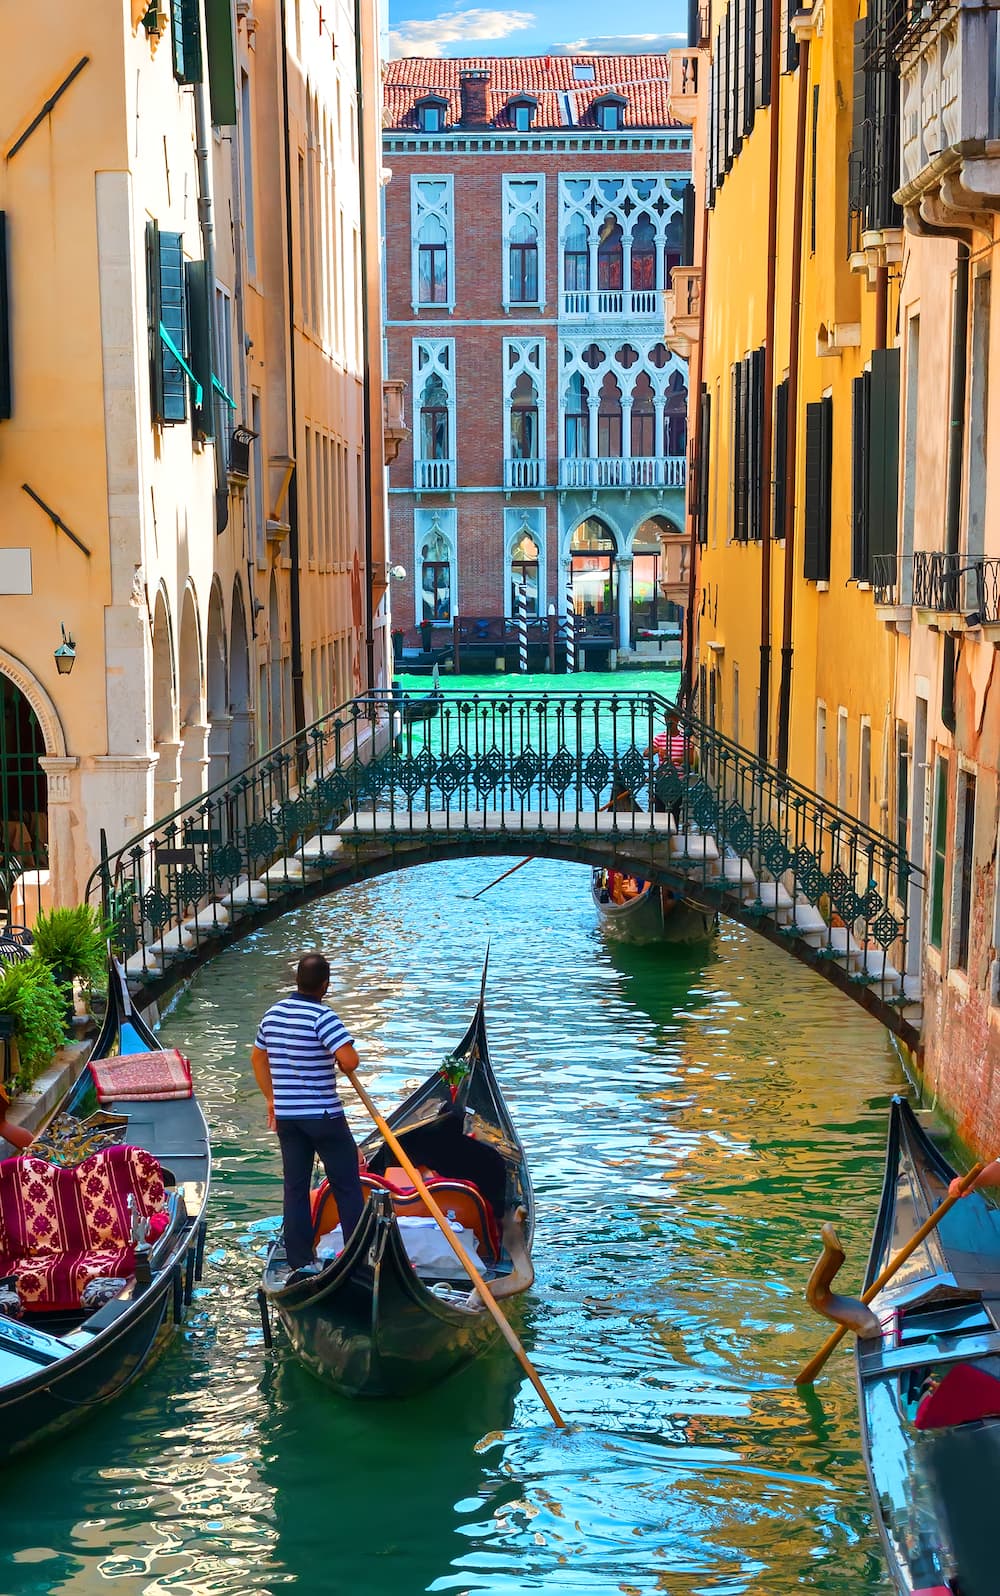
xmin=503 ymin=338 xmax=546 ymax=484
xmin=504 ymin=506 xmax=546 ymax=619
xmin=557 ymin=173 xmax=687 ymax=313
xmin=412 ymin=337 xmax=457 ymax=488
xmin=413 ymin=506 xmax=458 ymax=624
xmin=502 ymin=174 xmax=545 ymax=311
xmin=411 ymin=174 xmax=455 ymax=313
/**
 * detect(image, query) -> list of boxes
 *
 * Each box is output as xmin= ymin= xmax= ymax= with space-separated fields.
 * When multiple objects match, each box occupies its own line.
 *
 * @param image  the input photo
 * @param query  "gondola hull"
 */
xmin=591 ymin=875 xmax=714 ymax=945
xmin=261 ymin=971 xmax=532 ymax=1398
xmin=856 ymin=1098 xmax=1000 ymax=1595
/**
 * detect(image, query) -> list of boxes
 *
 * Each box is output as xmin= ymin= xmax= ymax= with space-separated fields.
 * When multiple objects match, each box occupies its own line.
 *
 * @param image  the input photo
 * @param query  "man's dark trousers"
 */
xmin=276 ymin=1112 xmax=365 ymax=1269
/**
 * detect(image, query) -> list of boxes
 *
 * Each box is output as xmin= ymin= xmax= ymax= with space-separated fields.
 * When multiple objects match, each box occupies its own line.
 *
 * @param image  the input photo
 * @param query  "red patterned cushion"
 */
xmin=12 ymin=1248 xmax=135 ymax=1311
xmin=89 ymin=1050 xmax=192 ymax=1104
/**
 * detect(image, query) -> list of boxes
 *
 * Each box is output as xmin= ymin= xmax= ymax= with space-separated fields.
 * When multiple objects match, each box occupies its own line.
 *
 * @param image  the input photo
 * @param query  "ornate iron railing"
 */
xmin=88 ymin=688 xmax=921 ymax=1000
xmin=912 ymin=551 xmax=1000 ymax=623
xmin=872 ymin=552 xmax=910 ymax=605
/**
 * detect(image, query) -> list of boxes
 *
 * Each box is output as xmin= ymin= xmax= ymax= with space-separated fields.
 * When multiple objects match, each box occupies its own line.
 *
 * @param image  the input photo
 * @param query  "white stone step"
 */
xmin=148 ymin=927 xmax=197 ymax=959
xmin=220 ymin=878 xmax=269 ymax=906
xmin=744 ymin=881 xmax=794 ymax=922
xmin=259 ymin=857 xmax=306 ymax=883
xmin=790 ymin=904 xmax=828 ymax=936
xmin=301 ymin=834 xmax=344 ymax=861
xmin=181 ymin=906 xmax=231 ymax=935
xmin=859 ymin=949 xmax=903 ymax=993
xmin=719 ymin=856 xmax=757 ymax=888
xmin=125 ymin=951 xmax=161 ymax=976
xmin=823 ymin=926 xmax=864 ymax=969
xmin=669 ymin=833 xmax=720 ymax=862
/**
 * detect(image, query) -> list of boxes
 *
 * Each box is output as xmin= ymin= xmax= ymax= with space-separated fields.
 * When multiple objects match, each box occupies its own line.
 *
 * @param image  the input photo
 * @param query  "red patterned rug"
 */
xmin=89 ymin=1050 xmax=193 ymax=1104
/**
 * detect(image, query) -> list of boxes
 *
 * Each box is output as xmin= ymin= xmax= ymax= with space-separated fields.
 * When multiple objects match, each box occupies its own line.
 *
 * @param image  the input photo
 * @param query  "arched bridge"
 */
xmin=89 ymin=687 xmax=924 ymax=1048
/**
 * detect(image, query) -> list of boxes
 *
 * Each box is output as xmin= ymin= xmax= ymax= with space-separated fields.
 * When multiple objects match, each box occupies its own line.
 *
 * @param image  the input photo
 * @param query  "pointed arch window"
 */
xmin=631 ymin=213 xmax=657 ymax=290
xmin=597 ymin=218 xmax=623 ymax=291
xmin=597 ymin=372 xmax=622 ymax=458
xmin=564 ymin=214 xmax=589 ymax=292
xmin=421 ymin=529 xmax=452 ymax=621
xmin=631 ymin=372 xmax=656 ymax=457
xmin=509 ymin=213 xmax=539 ymax=305
xmin=510 ymin=530 xmax=540 ymax=616
xmin=510 ymin=372 xmax=539 ymax=459
xmin=420 ymin=373 xmax=449 ymax=460
xmin=665 ymin=372 xmax=688 ymax=457
xmin=417 ymin=215 xmax=448 ymax=305
xmin=564 ymin=373 xmax=589 ymax=458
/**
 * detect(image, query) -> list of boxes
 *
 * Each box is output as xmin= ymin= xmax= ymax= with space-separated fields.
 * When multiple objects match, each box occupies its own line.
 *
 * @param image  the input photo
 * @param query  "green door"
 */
xmin=0 ymin=675 xmax=48 ymax=919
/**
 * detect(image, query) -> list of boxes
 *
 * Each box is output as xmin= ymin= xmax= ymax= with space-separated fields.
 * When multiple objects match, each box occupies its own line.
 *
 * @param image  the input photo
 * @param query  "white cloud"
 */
xmin=389 ymin=8 xmax=535 ymax=59
xmin=548 ymin=33 xmax=684 ymax=53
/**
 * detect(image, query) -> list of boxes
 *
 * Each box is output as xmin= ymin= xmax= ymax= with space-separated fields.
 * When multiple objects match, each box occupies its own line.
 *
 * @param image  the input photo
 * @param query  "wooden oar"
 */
xmin=795 ymin=1159 xmax=988 ymax=1387
xmin=464 ymin=857 xmax=533 ymax=901
xmin=343 ymin=1067 xmax=566 ymax=1428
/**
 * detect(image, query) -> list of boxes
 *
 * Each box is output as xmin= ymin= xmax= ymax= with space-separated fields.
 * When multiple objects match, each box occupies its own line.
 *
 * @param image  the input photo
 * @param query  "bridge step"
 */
xmin=301 ymin=834 xmax=345 ymax=862
xmin=125 ymin=951 xmax=161 ymax=976
xmin=337 ymin=809 xmax=677 ymax=836
xmin=220 ymin=878 xmax=270 ymax=906
xmin=821 ymin=927 xmax=864 ymax=969
xmin=859 ymin=949 xmax=903 ymax=994
xmin=259 ymin=858 xmax=307 ymax=883
xmin=670 ymin=834 xmax=720 ymax=862
xmin=744 ymin=881 xmax=794 ymax=921
xmin=790 ymin=904 xmax=828 ymax=936
xmin=717 ymin=856 xmax=757 ymax=889
xmin=181 ymin=906 xmax=232 ymax=935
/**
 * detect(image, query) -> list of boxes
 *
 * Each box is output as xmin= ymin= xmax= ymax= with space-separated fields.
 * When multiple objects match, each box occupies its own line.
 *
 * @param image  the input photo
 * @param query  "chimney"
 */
xmin=459 ymin=70 xmax=490 ymax=126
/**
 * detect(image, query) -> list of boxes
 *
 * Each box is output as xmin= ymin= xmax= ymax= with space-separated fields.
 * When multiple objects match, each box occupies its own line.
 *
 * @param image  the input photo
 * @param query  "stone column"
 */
xmin=153 ymin=740 xmax=182 ymax=820
xmin=36 ymin=757 xmax=80 ymax=910
xmin=228 ymin=709 xmax=256 ymax=779
xmin=616 ymin=554 xmax=634 ymax=656
xmin=206 ymin=713 xmax=233 ymax=792
xmin=82 ymin=754 xmax=159 ymax=902
xmin=179 ymin=723 xmax=211 ymax=807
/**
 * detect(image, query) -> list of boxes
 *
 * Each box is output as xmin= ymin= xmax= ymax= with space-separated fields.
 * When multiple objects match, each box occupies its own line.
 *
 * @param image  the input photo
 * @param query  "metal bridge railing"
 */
xmin=88 ymin=687 xmax=920 ymax=994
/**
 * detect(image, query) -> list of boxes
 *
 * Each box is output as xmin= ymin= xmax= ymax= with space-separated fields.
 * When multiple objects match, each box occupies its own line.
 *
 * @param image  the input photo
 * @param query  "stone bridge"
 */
xmin=89 ymin=688 xmax=924 ymax=1049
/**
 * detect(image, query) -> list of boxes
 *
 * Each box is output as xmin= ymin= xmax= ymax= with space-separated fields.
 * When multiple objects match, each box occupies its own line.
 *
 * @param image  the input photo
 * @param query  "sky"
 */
xmin=386 ymin=0 xmax=688 ymax=59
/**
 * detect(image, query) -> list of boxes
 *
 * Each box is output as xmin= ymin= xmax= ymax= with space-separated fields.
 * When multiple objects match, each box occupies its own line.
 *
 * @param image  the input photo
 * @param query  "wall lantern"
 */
xmin=54 ymin=623 xmax=76 ymax=676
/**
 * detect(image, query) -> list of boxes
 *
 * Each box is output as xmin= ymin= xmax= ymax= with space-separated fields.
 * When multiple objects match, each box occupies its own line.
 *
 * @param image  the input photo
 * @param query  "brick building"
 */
xmin=383 ymin=55 xmax=693 ymax=666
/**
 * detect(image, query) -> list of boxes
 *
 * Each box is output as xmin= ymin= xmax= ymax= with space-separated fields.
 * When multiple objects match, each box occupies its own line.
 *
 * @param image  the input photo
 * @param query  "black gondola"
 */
xmin=260 ymin=962 xmax=533 ymax=1397
xmin=0 ymin=959 xmax=211 ymax=1464
xmin=846 ymin=1097 xmax=1000 ymax=1594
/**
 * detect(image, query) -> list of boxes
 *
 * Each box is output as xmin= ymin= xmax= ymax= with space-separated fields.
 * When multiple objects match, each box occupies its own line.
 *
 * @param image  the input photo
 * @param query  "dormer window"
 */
xmin=509 ymin=96 xmax=537 ymax=132
xmin=415 ymin=95 xmax=448 ymax=133
xmin=594 ymin=95 xmax=626 ymax=132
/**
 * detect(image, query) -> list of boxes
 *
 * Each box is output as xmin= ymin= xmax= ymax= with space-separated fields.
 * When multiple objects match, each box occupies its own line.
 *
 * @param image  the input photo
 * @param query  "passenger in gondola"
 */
xmin=252 ymin=953 xmax=365 ymax=1283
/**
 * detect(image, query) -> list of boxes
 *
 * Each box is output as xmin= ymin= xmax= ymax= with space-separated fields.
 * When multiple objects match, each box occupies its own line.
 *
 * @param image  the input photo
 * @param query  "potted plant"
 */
xmin=419 ymin=618 xmax=434 ymax=653
xmin=391 ymin=627 xmax=405 ymax=665
xmin=31 ymin=905 xmax=109 ymax=1023
xmin=0 ymin=956 xmax=69 ymax=1094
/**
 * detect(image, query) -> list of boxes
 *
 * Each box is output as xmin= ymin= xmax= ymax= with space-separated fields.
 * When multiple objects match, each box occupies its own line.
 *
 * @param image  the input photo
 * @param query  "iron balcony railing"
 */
xmin=558 ymin=456 xmax=687 ymax=490
xmin=503 ymin=457 xmax=544 ymax=490
xmin=872 ymin=552 xmax=911 ymax=606
xmin=912 ymin=552 xmax=1000 ymax=623
xmin=89 ymin=687 xmax=921 ymax=995
xmin=414 ymin=457 xmax=455 ymax=491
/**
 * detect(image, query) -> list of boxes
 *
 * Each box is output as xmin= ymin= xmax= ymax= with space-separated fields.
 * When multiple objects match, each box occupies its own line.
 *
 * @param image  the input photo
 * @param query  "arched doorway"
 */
xmin=229 ymin=582 xmax=253 ymax=778
xmin=0 ymin=674 xmax=48 ymax=918
xmin=570 ymin=518 xmax=616 ymax=622
xmin=178 ymin=587 xmax=206 ymax=805
xmin=632 ymin=513 xmax=687 ymax=647
xmin=206 ymin=583 xmax=229 ymax=790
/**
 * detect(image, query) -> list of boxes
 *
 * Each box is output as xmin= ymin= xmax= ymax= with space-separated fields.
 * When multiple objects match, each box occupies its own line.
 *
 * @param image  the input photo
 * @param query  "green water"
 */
xmin=0 ymin=669 xmax=903 ymax=1594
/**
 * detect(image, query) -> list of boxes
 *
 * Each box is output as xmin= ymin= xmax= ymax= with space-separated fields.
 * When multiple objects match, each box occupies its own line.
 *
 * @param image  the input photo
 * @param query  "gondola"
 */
xmin=260 ymin=961 xmax=533 ymax=1398
xmin=396 ymin=662 xmax=442 ymax=725
xmin=848 ymin=1097 xmax=1000 ymax=1594
xmin=591 ymin=870 xmax=714 ymax=945
xmin=0 ymin=958 xmax=210 ymax=1464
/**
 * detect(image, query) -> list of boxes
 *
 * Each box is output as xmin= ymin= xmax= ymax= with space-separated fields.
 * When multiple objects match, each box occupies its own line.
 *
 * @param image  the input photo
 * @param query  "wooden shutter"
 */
xmin=732 ymin=361 xmax=747 ymax=540
xmin=748 ymin=346 xmax=765 ymax=540
xmin=850 ymin=19 xmax=867 ymax=228
xmin=698 ymin=387 xmax=711 ymax=545
xmin=735 ymin=0 xmax=745 ymax=153
xmin=0 ymin=214 xmax=10 ymax=421
xmin=146 ymin=220 xmax=164 ymax=422
xmin=744 ymin=0 xmax=757 ymax=135
xmin=154 ymin=228 xmax=188 ymax=425
xmin=784 ymin=0 xmax=799 ymax=72
xmin=868 ymin=348 xmax=901 ymax=578
xmin=723 ymin=7 xmax=732 ymax=172
xmin=186 ymin=259 xmax=214 ymax=440
xmin=755 ymin=0 xmax=771 ymax=107
xmin=773 ymin=378 xmax=788 ymax=542
xmin=818 ymin=397 xmax=833 ymax=580
xmin=172 ymin=0 xmax=204 ymax=85
xmin=205 ymin=0 xmax=238 ymax=125
xmin=851 ymin=373 xmax=870 ymax=580
xmin=803 ymin=401 xmax=825 ymax=579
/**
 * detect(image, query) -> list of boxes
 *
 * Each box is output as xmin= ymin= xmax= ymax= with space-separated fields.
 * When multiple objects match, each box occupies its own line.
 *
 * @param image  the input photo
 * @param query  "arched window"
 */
xmin=597 ymin=372 xmax=622 ymax=458
xmin=420 ymin=374 xmax=449 ymax=460
xmin=570 ymin=518 xmax=616 ymax=617
xmin=417 ymin=215 xmax=448 ymax=304
xmin=421 ymin=530 xmax=452 ymax=621
xmin=631 ymin=213 xmax=657 ymax=290
xmin=631 ymin=373 xmax=655 ymax=458
xmin=564 ymin=214 xmax=589 ymax=292
xmin=564 ymin=373 xmax=589 ymax=458
xmin=0 ymin=674 xmax=48 ymax=886
xmin=509 ymin=213 xmax=539 ymax=304
xmin=597 ymin=218 xmax=623 ymax=291
xmin=664 ymin=373 xmax=688 ymax=457
xmin=510 ymin=372 xmax=539 ymax=459
xmin=663 ymin=207 xmax=683 ymax=282
xmin=510 ymin=530 xmax=539 ymax=616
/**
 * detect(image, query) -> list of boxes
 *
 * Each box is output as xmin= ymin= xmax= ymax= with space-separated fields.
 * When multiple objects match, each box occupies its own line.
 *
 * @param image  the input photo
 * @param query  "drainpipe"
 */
xmin=941 ymin=241 xmax=970 ymax=734
xmin=683 ymin=200 xmax=710 ymax=710
xmin=757 ymin=0 xmax=785 ymax=763
xmin=193 ymin=79 xmax=229 ymax=534
xmin=355 ymin=0 xmax=376 ymax=694
xmin=775 ymin=33 xmax=811 ymax=772
xmin=278 ymin=0 xmax=306 ymax=735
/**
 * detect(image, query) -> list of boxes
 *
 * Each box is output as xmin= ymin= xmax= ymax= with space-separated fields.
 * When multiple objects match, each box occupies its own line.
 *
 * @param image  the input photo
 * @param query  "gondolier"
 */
xmin=252 ymin=953 xmax=364 ymax=1282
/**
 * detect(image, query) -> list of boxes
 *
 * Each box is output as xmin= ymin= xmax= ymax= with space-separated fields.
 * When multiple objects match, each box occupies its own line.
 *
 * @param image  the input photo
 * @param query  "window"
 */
xmin=509 ymin=214 xmax=538 ymax=304
xmin=411 ymin=176 xmax=453 ymax=309
xmin=597 ymin=373 xmax=622 ymax=458
xmin=731 ymin=348 xmax=765 ymax=541
xmin=510 ymin=99 xmax=535 ymax=131
xmin=172 ymin=0 xmax=202 ymax=85
xmin=631 ymin=374 xmax=655 ymax=457
xmin=146 ymin=222 xmax=190 ymax=425
xmin=240 ymin=71 xmax=256 ymax=278
xmin=573 ymin=62 xmax=596 ymax=81
xmin=895 ymin=720 xmax=909 ymax=860
xmin=631 ymin=214 xmax=656 ymax=290
xmin=803 ymin=397 xmax=833 ymax=581
xmin=564 ymin=374 xmax=589 ymax=457
xmin=664 ymin=371 xmax=688 ymax=457
xmin=954 ymin=770 xmax=977 ymax=971
xmin=815 ymin=703 xmax=827 ymax=799
xmin=421 ymin=530 xmax=451 ymax=621
xmin=418 ymin=219 xmax=448 ymax=304
xmin=564 ymin=214 xmax=589 ymax=292
xmin=510 ymin=373 xmax=539 ymax=459
xmin=510 ymin=531 xmax=539 ymax=616
xmin=929 ymin=756 xmax=949 ymax=951
xmin=595 ymin=99 xmax=624 ymax=131
xmin=597 ymin=219 xmax=623 ymax=290
xmin=419 ymin=373 xmax=449 ymax=460
xmin=851 ymin=349 xmax=901 ymax=583
xmin=418 ymin=101 xmax=444 ymax=132
xmin=773 ymin=378 xmax=789 ymax=541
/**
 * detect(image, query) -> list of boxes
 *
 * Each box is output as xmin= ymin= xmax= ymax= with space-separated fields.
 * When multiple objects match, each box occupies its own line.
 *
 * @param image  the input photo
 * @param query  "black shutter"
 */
xmin=723 ymin=7 xmax=732 ymax=172
xmin=803 ymin=401 xmax=824 ymax=580
xmin=186 ymin=259 xmax=214 ymax=440
xmin=851 ymin=372 xmax=870 ymax=580
xmin=698 ymin=387 xmax=711 ymax=545
xmin=758 ymin=0 xmax=772 ymax=106
xmin=732 ymin=360 xmax=747 ymax=540
xmin=172 ymin=0 xmax=204 ymax=85
xmin=849 ymin=19 xmax=867 ymax=231
xmin=748 ymin=346 xmax=765 ymax=540
xmin=773 ymin=377 xmax=788 ymax=542
xmin=0 ymin=214 xmax=10 ymax=421
xmin=744 ymin=0 xmax=756 ymax=135
xmin=868 ymin=348 xmax=901 ymax=577
xmin=734 ymin=0 xmax=745 ymax=153
xmin=818 ymin=397 xmax=833 ymax=580
xmin=810 ymin=85 xmax=820 ymax=253
xmin=784 ymin=0 xmax=799 ymax=72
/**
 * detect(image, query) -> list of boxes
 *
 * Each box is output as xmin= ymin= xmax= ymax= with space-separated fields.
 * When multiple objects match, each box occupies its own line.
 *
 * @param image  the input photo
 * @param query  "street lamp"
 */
xmin=54 ymin=624 xmax=76 ymax=676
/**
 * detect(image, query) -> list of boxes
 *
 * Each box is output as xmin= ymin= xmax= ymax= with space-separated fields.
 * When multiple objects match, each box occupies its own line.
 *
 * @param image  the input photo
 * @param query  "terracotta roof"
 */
xmin=383 ymin=55 xmax=679 ymax=132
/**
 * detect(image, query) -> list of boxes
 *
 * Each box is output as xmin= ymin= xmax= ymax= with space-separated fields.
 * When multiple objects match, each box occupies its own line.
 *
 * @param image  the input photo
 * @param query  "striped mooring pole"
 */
xmin=564 ymin=583 xmax=576 ymax=674
xmin=517 ymin=582 xmax=528 ymax=674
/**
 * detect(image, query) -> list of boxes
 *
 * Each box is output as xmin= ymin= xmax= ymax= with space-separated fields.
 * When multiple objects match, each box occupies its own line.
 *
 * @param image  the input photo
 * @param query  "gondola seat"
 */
xmin=312 ymin=1172 xmax=502 ymax=1262
xmin=914 ymin=1362 xmax=1000 ymax=1430
xmin=0 ymin=1145 xmax=167 ymax=1310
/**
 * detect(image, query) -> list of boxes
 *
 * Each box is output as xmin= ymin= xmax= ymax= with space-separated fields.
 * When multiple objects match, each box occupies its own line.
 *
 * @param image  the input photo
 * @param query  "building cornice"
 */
xmin=384 ymin=131 xmax=691 ymax=157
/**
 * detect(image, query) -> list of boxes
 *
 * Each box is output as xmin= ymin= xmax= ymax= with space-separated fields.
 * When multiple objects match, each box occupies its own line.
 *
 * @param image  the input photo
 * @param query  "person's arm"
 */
xmin=251 ymin=1045 xmax=275 ymax=1131
xmin=334 ymin=1040 xmax=359 ymax=1075
xmin=949 ymin=1159 xmax=1000 ymax=1198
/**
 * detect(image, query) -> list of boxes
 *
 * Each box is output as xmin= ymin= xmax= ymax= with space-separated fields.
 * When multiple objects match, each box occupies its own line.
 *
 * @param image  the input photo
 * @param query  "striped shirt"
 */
xmin=255 ymin=993 xmax=354 ymax=1119
xmin=652 ymin=730 xmax=689 ymax=766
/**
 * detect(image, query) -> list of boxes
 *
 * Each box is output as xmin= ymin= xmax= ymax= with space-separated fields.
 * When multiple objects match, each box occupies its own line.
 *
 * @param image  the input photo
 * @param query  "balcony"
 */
xmin=504 ymin=458 xmax=544 ymax=490
xmin=414 ymin=457 xmax=455 ymax=491
xmin=664 ymin=266 xmax=702 ymax=359
xmin=912 ymin=551 xmax=1000 ymax=633
xmin=896 ymin=0 xmax=1000 ymax=230
xmin=559 ymin=289 xmax=661 ymax=322
xmin=382 ymin=379 xmax=409 ymax=466
xmin=558 ymin=456 xmax=687 ymax=490
xmin=667 ymin=50 xmax=704 ymax=123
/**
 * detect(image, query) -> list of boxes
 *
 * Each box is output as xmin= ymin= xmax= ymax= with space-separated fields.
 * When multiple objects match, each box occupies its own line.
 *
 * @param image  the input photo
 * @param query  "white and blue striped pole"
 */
xmin=517 ymin=581 xmax=528 ymax=674
xmin=564 ymin=581 xmax=576 ymax=674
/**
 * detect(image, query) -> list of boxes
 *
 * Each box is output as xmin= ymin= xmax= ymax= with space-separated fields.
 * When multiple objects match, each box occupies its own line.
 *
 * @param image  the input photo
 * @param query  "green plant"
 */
xmin=31 ymin=905 xmax=109 ymax=994
xmin=440 ymin=1052 xmax=469 ymax=1090
xmin=0 ymin=957 xmax=69 ymax=1091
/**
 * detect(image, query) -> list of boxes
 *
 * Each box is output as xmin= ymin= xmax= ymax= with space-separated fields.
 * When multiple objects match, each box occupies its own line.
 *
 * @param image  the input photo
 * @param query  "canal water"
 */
xmin=2 ymin=673 xmax=904 ymax=1594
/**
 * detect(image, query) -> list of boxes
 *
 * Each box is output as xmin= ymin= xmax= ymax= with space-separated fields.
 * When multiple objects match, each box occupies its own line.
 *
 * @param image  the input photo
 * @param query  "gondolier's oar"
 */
xmin=343 ymin=1067 xmax=566 ymax=1428
xmin=795 ymin=1159 xmax=988 ymax=1387
xmin=463 ymin=858 xmax=533 ymax=901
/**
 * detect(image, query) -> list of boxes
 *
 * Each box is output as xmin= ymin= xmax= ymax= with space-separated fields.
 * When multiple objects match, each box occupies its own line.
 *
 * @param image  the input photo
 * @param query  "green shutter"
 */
xmin=172 ymin=0 xmax=203 ymax=85
xmin=867 ymin=348 xmax=901 ymax=578
xmin=158 ymin=230 xmax=188 ymax=424
xmin=205 ymin=0 xmax=237 ymax=124
xmin=851 ymin=372 xmax=870 ymax=580
xmin=803 ymin=401 xmax=824 ymax=580
xmin=146 ymin=220 xmax=164 ymax=422
xmin=0 ymin=214 xmax=11 ymax=420
xmin=185 ymin=259 xmax=213 ymax=438
xmin=929 ymin=755 xmax=949 ymax=949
